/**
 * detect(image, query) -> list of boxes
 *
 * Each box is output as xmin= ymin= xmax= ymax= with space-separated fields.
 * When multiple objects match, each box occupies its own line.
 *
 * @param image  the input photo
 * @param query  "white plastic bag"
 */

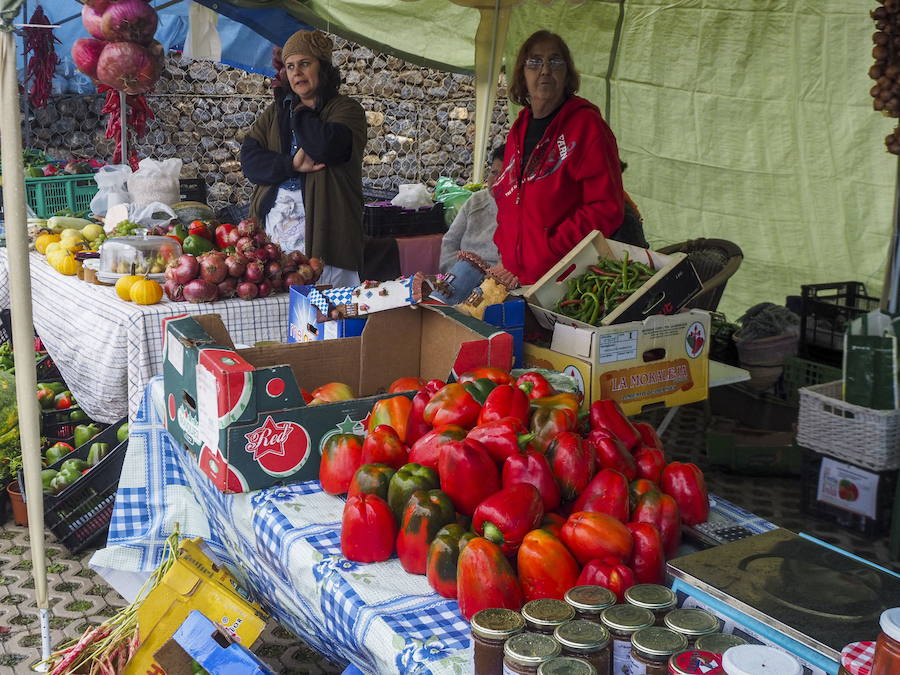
xmin=127 ymin=158 xmax=183 ymax=206
xmin=90 ymin=164 xmax=132 ymax=217
xmin=130 ymin=202 xmax=177 ymax=229
xmin=391 ymin=183 xmax=433 ymax=210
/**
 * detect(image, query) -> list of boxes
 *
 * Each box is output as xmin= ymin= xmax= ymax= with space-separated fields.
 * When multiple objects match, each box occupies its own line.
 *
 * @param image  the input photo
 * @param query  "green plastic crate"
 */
xmin=24 ymin=174 xmax=98 ymax=218
xmin=782 ymin=356 xmax=841 ymax=406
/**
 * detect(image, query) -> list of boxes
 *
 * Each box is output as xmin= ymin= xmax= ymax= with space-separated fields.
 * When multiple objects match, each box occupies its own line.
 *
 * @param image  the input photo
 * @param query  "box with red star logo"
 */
xmin=162 ymin=304 xmax=513 ymax=493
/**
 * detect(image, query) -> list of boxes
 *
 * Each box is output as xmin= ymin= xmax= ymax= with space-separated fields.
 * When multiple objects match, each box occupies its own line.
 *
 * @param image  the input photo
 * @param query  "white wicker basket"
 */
xmin=797 ymin=380 xmax=900 ymax=471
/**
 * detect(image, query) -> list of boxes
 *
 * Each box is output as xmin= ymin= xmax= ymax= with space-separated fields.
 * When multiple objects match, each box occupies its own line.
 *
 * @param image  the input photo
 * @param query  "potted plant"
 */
xmin=0 ymin=426 xmax=21 ymax=526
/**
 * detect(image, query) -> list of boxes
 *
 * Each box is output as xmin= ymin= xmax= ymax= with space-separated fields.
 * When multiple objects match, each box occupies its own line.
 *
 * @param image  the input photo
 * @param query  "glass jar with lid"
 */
xmin=721 ymin=645 xmax=801 ymax=675
xmin=98 ymin=234 xmax=181 ymax=282
xmin=693 ymin=634 xmax=747 ymax=657
xmin=504 ymin=632 xmax=561 ymax=674
xmin=630 ymin=627 xmax=688 ymax=675
xmin=538 ymin=656 xmax=598 ymax=675
xmin=667 ymin=650 xmax=725 ymax=675
xmin=625 ymin=585 xmax=677 ymax=626
xmin=873 ymin=608 xmax=900 ymax=675
xmin=565 ymin=585 xmax=617 ymax=622
xmin=600 ymin=604 xmax=654 ymax=675
xmin=522 ymin=599 xmax=576 ymax=634
xmin=472 ymin=608 xmax=526 ymax=675
xmin=663 ymin=609 xmax=719 ymax=647
xmin=554 ymin=619 xmax=611 ymax=675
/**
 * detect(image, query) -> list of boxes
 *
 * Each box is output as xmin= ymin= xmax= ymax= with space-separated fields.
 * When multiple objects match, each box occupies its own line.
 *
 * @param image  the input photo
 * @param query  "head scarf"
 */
xmin=282 ymin=30 xmax=333 ymax=63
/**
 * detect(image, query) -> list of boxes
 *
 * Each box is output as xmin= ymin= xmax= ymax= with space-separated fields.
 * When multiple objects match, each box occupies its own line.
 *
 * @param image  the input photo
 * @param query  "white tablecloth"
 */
xmin=0 ymin=250 xmax=290 ymax=423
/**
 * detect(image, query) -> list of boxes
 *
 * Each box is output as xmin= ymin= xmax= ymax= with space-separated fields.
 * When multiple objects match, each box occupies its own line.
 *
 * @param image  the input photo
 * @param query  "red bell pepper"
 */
xmin=438 ymin=438 xmax=500 ymax=516
xmin=467 ymin=417 xmax=534 ymax=465
xmin=502 ymin=449 xmax=561 ymax=512
xmin=340 ymin=494 xmax=397 ymax=563
xmin=630 ymin=478 xmax=658 ymax=502
xmin=405 ymin=379 xmax=446 ymax=444
xmin=472 ymin=483 xmax=544 ymax=556
xmin=634 ymin=421 xmax=664 ymax=451
xmin=627 ymin=522 xmax=665 ymax=584
xmin=515 ymin=371 xmax=555 ymax=400
xmin=572 ymin=469 xmax=630 ymax=523
xmin=368 ymin=395 xmax=413 ymax=443
xmin=457 ymin=367 xmax=514 ymax=386
xmin=561 ymin=511 xmax=633 ymax=565
xmin=634 ymin=446 xmax=666 ymax=483
xmin=457 ymin=537 xmax=524 ymax=620
xmin=360 ymin=425 xmax=409 ymax=470
xmin=546 ymin=431 xmax=595 ymax=501
xmin=426 ymin=524 xmax=474 ymax=598
xmin=347 ymin=463 xmax=396 ymax=501
xmin=631 ymin=490 xmax=681 ymax=558
xmin=387 ymin=462 xmax=440 ymax=520
xmin=214 ymin=223 xmax=236 ymax=249
xmin=477 ymin=384 xmax=530 ymax=426
xmin=517 ymin=528 xmax=580 ymax=602
xmin=397 ymin=489 xmax=456 ymax=574
xmin=589 ymin=399 xmax=641 ymax=451
xmin=423 ymin=383 xmax=481 ymax=429
xmin=388 ymin=376 xmax=427 ymax=393
xmin=407 ymin=425 xmax=467 ymax=470
xmin=318 ymin=433 xmax=364 ymax=495
xmin=531 ymin=392 xmax=580 ymax=415
xmin=188 ymin=220 xmax=214 ymax=242
xmin=540 ymin=512 xmax=566 ymax=539
xmin=576 ymin=556 xmax=636 ymax=602
xmin=586 ymin=430 xmax=637 ymax=480
xmin=529 ymin=406 xmax=577 ymax=453
xmin=661 ymin=462 xmax=709 ymax=525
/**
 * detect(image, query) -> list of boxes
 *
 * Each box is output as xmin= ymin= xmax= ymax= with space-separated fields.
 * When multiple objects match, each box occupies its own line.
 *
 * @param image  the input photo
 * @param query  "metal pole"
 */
xmin=882 ymin=154 xmax=900 ymax=316
xmin=119 ymin=89 xmax=127 ymax=163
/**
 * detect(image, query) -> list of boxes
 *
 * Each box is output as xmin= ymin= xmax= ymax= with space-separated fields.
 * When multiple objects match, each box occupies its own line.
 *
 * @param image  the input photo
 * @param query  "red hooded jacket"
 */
xmin=492 ymin=96 xmax=624 ymax=285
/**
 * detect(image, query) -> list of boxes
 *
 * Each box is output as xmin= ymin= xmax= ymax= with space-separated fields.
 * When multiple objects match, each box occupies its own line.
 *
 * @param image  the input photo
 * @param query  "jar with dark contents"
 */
xmin=472 ymin=608 xmax=526 ymax=675
xmin=630 ymin=627 xmax=688 ymax=675
xmin=667 ymin=650 xmax=725 ymax=675
xmin=565 ymin=585 xmax=617 ymax=623
xmin=538 ymin=656 xmax=599 ymax=675
xmin=504 ymin=632 xmax=562 ymax=674
xmin=624 ymin=586 xmax=677 ymax=626
xmin=663 ymin=609 xmax=719 ymax=647
xmin=554 ymin=619 xmax=611 ymax=675
xmin=522 ymin=599 xmax=577 ymax=634
xmin=692 ymin=634 xmax=747 ymax=658
xmin=600 ymin=604 xmax=654 ymax=675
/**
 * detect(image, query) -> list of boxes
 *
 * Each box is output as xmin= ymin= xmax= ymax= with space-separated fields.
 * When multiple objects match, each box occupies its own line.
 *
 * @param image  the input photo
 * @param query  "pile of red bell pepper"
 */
xmin=322 ymin=367 xmax=710 ymax=620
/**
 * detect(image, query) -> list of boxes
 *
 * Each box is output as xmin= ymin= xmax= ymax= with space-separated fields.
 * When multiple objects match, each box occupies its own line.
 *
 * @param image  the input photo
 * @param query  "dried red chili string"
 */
xmin=22 ymin=5 xmax=60 ymax=109
xmin=98 ymin=85 xmax=154 ymax=169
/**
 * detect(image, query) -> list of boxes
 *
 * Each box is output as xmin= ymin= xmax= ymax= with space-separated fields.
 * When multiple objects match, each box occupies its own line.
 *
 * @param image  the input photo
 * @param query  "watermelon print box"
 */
xmin=162 ymin=305 xmax=513 ymax=493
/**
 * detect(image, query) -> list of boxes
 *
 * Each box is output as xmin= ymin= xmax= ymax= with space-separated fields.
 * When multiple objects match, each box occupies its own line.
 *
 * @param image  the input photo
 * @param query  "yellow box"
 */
xmin=124 ymin=541 xmax=268 ymax=675
xmin=523 ymin=343 xmax=594 ymax=404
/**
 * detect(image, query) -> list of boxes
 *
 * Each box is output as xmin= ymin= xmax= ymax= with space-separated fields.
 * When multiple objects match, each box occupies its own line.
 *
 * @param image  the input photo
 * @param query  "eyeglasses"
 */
xmin=524 ymin=57 xmax=566 ymax=71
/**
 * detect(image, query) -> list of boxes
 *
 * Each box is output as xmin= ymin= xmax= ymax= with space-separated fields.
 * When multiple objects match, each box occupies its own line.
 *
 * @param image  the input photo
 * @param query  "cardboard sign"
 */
xmin=816 ymin=456 xmax=879 ymax=519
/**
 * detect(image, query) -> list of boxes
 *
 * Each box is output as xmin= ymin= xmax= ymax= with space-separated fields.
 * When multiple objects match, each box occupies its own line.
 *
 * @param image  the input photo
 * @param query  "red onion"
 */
xmin=72 ymin=38 xmax=107 ymax=79
xmin=252 ymin=231 xmax=269 ymax=248
xmin=237 ymin=282 xmax=259 ymax=301
xmin=182 ymin=279 xmax=218 ymax=303
xmin=100 ymin=0 xmax=158 ymax=45
xmin=82 ymin=4 xmax=105 ymax=40
xmin=96 ymin=41 xmax=160 ymax=95
xmin=225 ymin=229 xmax=241 ymax=247
xmin=217 ymin=277 xmax=238 ymax=299
xmin=235 ymin=236 xmax=253 ymax=253
xmin=257 ymin=281 xmax=273 ymax=298
xmin=163 ymin=279 xmax=184 ymax=302
xmin=199 ymin=253 xmax=227 ymax=284
xmin=224 ymin=254 xmax=246 ymax=279
xmin=308 ymin=257 xmax=324 ymax=281
xmin=265 ymin=261 xmax=283 ymax=282
xmin=289 ymin=250 xmax=309 ymax=266
xmin=237 ymin=219 xmax=259 ymax=237
xmin=297 ymin=264 xmax=314 ymax=283
xmin=247 ymin=248 xmax=269 ymax=262
xmin=283 ymin=272 xmax=306 ymax=288
xmin=169 ymin=254 xmax=200 ymax=284
xmin=264 ymin=243 xmax=282 ymax=261
xmin=244 ymin=261 xmax=264 ymax=283
xmin=280 ymin=255 xmax=298 ymax=274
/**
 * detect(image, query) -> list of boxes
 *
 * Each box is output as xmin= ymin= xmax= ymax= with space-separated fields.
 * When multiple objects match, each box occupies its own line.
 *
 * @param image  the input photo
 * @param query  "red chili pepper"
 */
xmin=472 ymin=483 xmax=544 ymax=556
xmin=631 ymin=490 xmax=681 ymax=558
xmin=396 ymin=489 xmax=456 ymax=575
xmin=633 ymin=421 xmax=664 ymax=451
xmin=368 ymin=395 xmax=413 ymax=443
xmin=426 ymin=524 xmax=475 ymax=598
xmin=576 ymin=556 xmax=636 ymax=602
xmin=661 ymin=461 xmax=709 ymax=525
xmin=407 ymin=425 xmax=467 ymax=471
xmin=214 ymin=223 xmax=236 ymax=250
xmin=457 ymin=367 xmax=514 ymax=387
xmin=589 ymin=399 xmax=642 ymax=451
xmin=634 ymin=446 xmax=666 ymax=483
xmin=515 ymin=372 xmax=555 ymax=400
xmin=627 ymin=522 xmax=666 ymax=584
xmin=423 ymin=383 xmax=481 ymax=429
xmin=502 ymin=449 xmax=561 ymax=512
xmin=340 ymin=494 xmax=396 ymax=563
xmin=438 ymin=438 xmax=500 ymax=516
xmin=318 ymin=433 xmax=364 ymax=495
xmin=477 ymin=384 xmax=530 ymax=426
xmin=585 ymin=430 xmax=636 ymax=480
xmin=467 ymin=417 xmax=534 ymax=465
xmin=457 ymin=537 xmax=524 ymax=620
xmin=572 ymin=468 xmax=630 ymax=523
xmin=347 ymin=463 xmax=396 ymax=502
xmin=529 ymin=406 xmax=577 ymax=453
xmin=360 ymin=425 xmax=409 ymax=470
xmin=546 ymin=431 xmax=595 ymax=502
xmin=561 ymin=511 xmax=633 ymax=565
xmin=517 ymin=528 xmax=581 ymax=602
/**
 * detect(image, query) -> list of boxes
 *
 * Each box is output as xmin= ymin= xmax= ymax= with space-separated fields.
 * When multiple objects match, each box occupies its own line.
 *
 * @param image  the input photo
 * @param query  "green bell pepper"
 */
xmin=116 ymin=422 xmax=129 ymax=444
xmin=60 ymin=458 xmax=89 ymax=474
xmin=41 ymin=469 xmax=58 ymax=492
xmin=387 ymin=462 xmax=439 ymax=520
xmin=48 ymin=473 xmax=72 ymax=495
xmin=87 ymin=442 xmax=111 ymax=466
xmin=44 ymin=442 xmax=74 ymax=466
xmin=181 ymin=234 xmax=214 ymax=256
xmin=74 ymin=423 xmax=102 ymax=448
xmin=67 ymin=409 xmax=88 ymax=422
xmin=37 ymin=382 xmax=65 ymax=395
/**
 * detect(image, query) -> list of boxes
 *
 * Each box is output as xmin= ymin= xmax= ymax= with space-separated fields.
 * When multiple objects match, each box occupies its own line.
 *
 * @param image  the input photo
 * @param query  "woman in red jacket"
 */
xmin=493 ymin=30 xmax=646 ymax=285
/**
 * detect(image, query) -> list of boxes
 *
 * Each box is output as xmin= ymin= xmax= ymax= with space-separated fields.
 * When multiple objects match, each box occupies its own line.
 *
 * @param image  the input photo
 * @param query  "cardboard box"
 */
xmin=523 ymin=310 xmax=710 ymax=416
xmin=287 ymin=285 xmax=367 ymax=342
xmin=155 ymin=611 xmax=275 ymax=675
xmin=163 ymin=305 xmax=513 ymax=492
xmin=124 ymin=541 xmax=268 ymax=675
xmin=524 ymin=231 xmax=702 ymax=329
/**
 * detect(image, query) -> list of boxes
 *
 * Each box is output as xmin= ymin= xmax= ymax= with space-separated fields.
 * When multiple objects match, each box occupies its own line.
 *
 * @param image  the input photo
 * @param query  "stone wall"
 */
xmin=23 ymin=36 xmax=509 ymax=211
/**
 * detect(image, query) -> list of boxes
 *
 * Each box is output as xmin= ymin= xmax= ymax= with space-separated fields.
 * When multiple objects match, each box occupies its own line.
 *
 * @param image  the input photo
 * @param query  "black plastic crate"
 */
xmin=40 ymin=407 xmax=88 ymax=439
xmin=800 ymin=447 xmax=897 ymax=537
xmin=35 ymin=353 xmax=60 ymax=381
xmin=799 ymin=282 xmax=880 ymax=366
xmin=364 ymin=202 xmax=445 ymax=237
xmin=178 ymin=177 xmax=208 ymax=203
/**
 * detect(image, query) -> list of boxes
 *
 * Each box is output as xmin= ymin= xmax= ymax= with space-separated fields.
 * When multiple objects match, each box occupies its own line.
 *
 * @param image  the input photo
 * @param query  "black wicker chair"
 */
xmin=657 ymin=238 xmax=743 ymax=312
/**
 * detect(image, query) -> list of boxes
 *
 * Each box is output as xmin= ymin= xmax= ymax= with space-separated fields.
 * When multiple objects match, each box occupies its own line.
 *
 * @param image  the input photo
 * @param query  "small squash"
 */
xmin=35 ymin=233 xmax=60 ymax=254
xmin=130 ymin=277 xmax=163 ymax=305
xmin=115 ymin=274 xmax=143 ymax=301
xmin=56 ymin=254 xmax=81 ymax=276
